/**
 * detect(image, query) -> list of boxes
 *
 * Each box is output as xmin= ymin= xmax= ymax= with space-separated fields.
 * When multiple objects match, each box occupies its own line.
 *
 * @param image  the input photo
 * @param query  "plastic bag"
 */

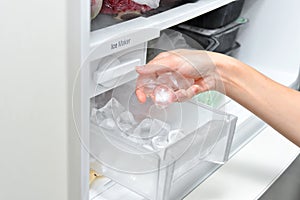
xmin=132 ymin=0 xmax=160 ymax=8
xmin=101 ymin=0 xmax=152 ymax=14
xmin=147 ymin=29 xmax=202 ymax=61
xmin=91 ymin=0 xmax=103 ymax=20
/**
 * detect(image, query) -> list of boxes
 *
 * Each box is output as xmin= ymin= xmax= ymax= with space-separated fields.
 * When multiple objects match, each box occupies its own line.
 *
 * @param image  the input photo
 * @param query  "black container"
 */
xmin=177 ymin=17 xmax=248 ymax=53
xmin=171 ymin=27 xmax=219 ymax=51
xmin=213 ymin=26 xmax=239 ymax=52
xmin=224 ymin=42 xmax=241 ymax=56
xmin=186 ymin=0 xmax=245 ymax=29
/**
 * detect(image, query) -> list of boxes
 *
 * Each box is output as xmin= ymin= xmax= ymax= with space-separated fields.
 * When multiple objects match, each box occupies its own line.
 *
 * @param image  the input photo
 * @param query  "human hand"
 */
xmin=135 ymin=49 xmax=224 ymax=103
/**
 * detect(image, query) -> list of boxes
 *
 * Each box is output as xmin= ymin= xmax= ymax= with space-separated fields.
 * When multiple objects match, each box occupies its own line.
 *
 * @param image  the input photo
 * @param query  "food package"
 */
xmin=132 ymin=0 xmax=160 ymax=8
xmin=91 ymin=0 xmax=103 ymax=20
xmin=100 ymin=0 xmax=154 ymax=20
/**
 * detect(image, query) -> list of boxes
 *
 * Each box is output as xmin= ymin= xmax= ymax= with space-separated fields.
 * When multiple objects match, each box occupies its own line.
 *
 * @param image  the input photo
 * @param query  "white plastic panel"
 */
xmin=94 ymin=59 xmax=141 ymax=85
xmin=89 ymin=42 xmax=147 ymax=98
xmin=236 ymin=0 xmax=300 ymax=80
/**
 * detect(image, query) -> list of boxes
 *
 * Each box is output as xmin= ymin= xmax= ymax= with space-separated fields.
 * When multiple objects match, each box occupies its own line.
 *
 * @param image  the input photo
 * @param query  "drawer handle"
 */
xmin=94 ymin=59 xmax=141 ymax=85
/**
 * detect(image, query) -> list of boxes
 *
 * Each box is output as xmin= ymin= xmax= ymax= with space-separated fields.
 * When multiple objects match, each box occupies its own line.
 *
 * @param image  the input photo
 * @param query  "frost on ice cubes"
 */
xmin=116 ymin=111 xmax=137 ymax=133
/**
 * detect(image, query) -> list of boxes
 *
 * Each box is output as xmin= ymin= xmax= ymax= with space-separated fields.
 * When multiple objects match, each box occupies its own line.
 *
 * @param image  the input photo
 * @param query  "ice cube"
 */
xmin=152 ymin=135 xmax=169 ymax=149
xmin=153 ymin=86 xmax=173 ymax=108
xmin=90 ymin=108 xmax=99 ymax=124
xmin=109 ymin=98 xmax=126 ymax=117
xmin=150 ymin=119 xmax=170 ymax=137
xmin=91 ymin=98 xmax=125 ymax=125
xmin=168 ymin=129 xmax=185 ymax=144
xmin=150 ymin=119 xmax=171 ymax=149
xmin=136 ymin=74 xmax=157 ymax=96
xmin=157 ymin=72 xmax=179 ymax=90
xmin=157 ymin=72 xmax=194 ymax=91
xmin=132 ymin=118 xmax=154 ymax=139
xmin=90 ymin=107 xmax=111 ymax=125
xmin=116 ymin=111 xmax=137 ymax=133
xmin=99 ymin=118 xmax=116 ymax=130
xmin=132 ymin=118 xmax=170 ymax=140
xmin=142 ymin=144 xmax=155 ymax=151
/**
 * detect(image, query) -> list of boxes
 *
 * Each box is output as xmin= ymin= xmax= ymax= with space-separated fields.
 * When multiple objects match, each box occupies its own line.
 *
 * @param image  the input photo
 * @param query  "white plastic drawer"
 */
xmin=89 ymin=81 xmax=237 ymax=200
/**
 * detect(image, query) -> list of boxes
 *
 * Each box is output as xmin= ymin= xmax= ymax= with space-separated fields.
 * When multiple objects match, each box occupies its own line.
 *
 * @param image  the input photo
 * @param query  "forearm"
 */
xmin=214 ymin=53 xmax=300 ymax=147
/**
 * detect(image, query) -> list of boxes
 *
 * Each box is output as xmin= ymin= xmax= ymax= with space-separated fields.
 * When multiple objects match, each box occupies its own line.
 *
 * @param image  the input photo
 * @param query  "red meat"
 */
xmin=101 ymin=0 xmax=152 ymax=14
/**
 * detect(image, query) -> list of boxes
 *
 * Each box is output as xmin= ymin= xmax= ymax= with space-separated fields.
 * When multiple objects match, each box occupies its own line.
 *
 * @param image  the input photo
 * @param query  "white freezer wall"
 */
xmin=236 ymin=0 xmax=300 ymax=76
xmin=0 ymin=1 xmax=84 ymax=200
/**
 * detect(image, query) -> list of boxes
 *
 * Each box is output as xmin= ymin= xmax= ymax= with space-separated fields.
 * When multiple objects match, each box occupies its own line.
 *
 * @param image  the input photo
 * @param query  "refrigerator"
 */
xmin=0 ymin=0 xmax=299 ymax=200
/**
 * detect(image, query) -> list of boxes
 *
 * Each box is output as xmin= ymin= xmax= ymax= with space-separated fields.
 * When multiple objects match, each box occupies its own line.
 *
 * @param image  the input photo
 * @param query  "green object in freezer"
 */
xmin=194 ymin=90 xmax=225 ymax=108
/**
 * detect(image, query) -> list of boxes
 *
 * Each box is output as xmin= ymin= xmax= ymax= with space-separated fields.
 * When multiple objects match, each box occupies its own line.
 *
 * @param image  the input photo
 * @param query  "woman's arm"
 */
xmin=136 ymin=50 xmax=300 ymax=147
xmin=214 ymin=53 xmax=300 ymax=146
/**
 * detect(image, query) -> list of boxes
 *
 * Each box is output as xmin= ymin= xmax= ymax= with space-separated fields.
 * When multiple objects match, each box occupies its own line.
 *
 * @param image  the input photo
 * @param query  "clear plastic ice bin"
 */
xmin=90 ymin=81 xmax=237 ymax=200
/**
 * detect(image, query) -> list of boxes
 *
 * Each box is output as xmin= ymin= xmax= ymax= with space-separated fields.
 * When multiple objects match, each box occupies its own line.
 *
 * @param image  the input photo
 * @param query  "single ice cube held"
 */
xmin=153 ymin=86 xmax=173 ymax=108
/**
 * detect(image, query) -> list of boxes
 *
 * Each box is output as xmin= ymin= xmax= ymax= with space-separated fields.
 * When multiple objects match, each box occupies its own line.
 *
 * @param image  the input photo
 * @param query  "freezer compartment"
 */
xmin=91 ymin=0 xmax=197 ymax=31
xmin=89 ymin=81 xmax=237 ymax=200
xmin=186 ymin=0 xmax=245 ymax=29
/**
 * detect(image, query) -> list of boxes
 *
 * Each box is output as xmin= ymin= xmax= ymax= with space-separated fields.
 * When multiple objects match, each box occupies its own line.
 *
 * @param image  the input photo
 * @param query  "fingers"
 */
xmin=136 ymin=52 xmax=180 ymax=75
xmin=173 ymin=85 xmax=203 ymax=102
xmin=136 ymin=64 xmax=172 ymax=75
xmin=135 ymin=88 xmax=147 ymax=103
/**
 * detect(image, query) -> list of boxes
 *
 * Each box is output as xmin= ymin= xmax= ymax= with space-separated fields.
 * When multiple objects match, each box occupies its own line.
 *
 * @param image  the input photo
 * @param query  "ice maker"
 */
xmin=87 ymin=30 xmax=237 ymax=199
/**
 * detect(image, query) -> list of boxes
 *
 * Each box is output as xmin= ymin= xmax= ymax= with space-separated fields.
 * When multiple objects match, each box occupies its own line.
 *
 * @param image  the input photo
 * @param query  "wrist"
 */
xmin=209 ymin=52 xmax=246 ymax=97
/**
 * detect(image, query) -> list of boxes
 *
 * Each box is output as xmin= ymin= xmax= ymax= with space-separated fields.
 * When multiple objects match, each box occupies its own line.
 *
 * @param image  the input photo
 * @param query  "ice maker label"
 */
xmin=111 ymin=38 xmax=131 ymax=50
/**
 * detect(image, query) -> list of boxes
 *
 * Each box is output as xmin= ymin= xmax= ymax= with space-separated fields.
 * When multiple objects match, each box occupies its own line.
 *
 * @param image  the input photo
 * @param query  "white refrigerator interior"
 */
xmin=83 ymin=0 xmax=300 ymax=199
xmin=0 ymin=0 xmax=299 ymax=200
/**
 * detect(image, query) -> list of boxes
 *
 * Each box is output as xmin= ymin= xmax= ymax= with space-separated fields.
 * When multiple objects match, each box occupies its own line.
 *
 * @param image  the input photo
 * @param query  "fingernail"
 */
xmin=192 ymin=85 xmax=201 ymax=94
xmin=136 ymin=65 xmax=144 ymax=71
